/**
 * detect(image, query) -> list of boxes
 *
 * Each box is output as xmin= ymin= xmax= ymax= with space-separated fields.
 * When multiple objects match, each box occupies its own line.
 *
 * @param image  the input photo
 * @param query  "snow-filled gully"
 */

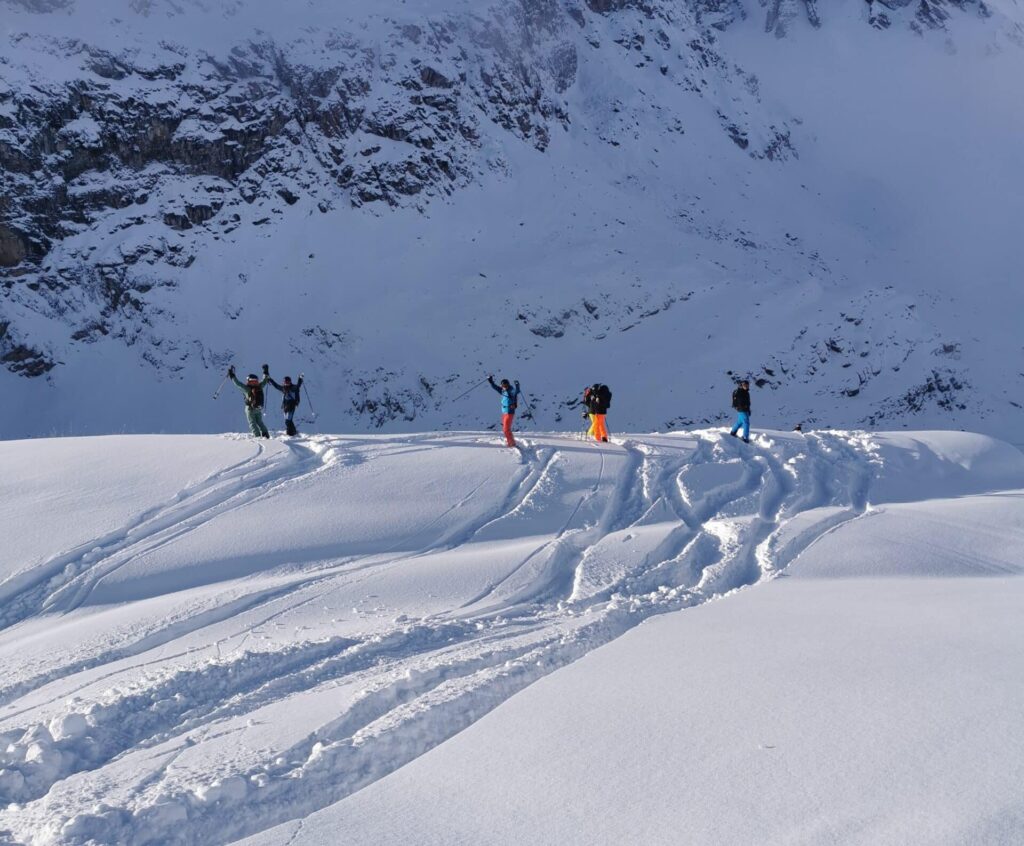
xmin=0 ymin=431 xmax=885 ymax=845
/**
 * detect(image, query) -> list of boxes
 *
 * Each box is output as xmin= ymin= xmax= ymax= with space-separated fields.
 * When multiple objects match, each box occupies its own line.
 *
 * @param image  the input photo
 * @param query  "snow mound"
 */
xmin=870 ymin=431 xmax=1024 ymax=503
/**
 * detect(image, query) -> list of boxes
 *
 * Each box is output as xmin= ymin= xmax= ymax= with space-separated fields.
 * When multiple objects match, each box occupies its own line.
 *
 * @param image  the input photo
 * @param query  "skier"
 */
xmin=487 ymin=374 xmax=520 ymax=447
xmin=729 ymin=379 xmax=751 ymax=443
xmin=267 ymin=372 xmax=303 ymax=436
xmin=583 ymin=383 xmax=612 ymax=443
xmin=228 ymin=364 xmax=271 ymax=439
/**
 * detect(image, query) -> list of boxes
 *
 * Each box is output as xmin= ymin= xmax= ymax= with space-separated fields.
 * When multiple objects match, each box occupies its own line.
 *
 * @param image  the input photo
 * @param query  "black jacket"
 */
xmin=731 ymin=387 xmax=751 ymax=414
xmin=269 ymin=377 xmax=303 ymax=410
xmin=584 ymin=384 xmax=612 ymax=415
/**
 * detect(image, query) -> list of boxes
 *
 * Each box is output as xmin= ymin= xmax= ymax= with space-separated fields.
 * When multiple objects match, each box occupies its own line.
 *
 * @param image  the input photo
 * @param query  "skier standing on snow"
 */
xmin=729 ymin=379 xmax=751 ymax=444
xmin=487 ymin=374 xmax=520 ymax=447
xmin=267 ymin=372 xmax=303 ymax=437
xmin=229 ymin=364 xmax=271 ymax=439
xmin=583 ymin=383 xmax=612 ymax=443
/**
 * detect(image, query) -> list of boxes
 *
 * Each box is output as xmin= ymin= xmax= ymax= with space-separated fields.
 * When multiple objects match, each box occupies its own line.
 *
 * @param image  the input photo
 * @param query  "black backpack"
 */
xmin=584 ymin=384 xmax=612 ymax=412
xmin=284 ymin=385 xmax=300 ymax=406
xmin=246 ymin=382 xmax=264 ymax=409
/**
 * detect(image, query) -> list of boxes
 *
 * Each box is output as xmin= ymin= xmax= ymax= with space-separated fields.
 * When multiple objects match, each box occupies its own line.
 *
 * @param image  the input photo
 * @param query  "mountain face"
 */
xmin=1 ymin=0 xmax=1022 ymax=438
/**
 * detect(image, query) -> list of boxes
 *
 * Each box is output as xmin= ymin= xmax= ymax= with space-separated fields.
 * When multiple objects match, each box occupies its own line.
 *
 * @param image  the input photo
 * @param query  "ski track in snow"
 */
xmin=0 ymin=430 xmax=888 ymax=845
xmin=0 ymin=439 xmax=350 ymax=710
xmin=0 ymin=440 xmax=314 ymax=631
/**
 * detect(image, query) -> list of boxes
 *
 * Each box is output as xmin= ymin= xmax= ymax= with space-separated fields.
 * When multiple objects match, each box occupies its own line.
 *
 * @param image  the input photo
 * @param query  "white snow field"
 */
xmin=0 ymin=428 xmax=1023 ymax=845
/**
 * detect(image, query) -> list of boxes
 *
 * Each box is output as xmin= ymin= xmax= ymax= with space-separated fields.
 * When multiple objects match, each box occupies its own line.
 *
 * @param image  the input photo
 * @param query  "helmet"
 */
xmin=247 ymin=374 xmax=259 ymax=382
xmin=283 ymin=376 xmax=293 ymax=384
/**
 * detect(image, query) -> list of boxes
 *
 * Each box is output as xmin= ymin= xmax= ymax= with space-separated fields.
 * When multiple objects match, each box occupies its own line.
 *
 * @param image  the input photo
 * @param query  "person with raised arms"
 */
xmin=487 ymin=374 xmax=520 ymax=448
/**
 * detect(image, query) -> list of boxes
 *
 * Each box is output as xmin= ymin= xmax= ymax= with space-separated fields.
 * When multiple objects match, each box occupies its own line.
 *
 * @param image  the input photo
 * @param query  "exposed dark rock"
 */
xmin=724 ymin=122 xmax=749 ymax=149
xmin=0 ymin=227 xmax=29 ymax=267
xmin=0 ymin=328 xmax=56 ymax=376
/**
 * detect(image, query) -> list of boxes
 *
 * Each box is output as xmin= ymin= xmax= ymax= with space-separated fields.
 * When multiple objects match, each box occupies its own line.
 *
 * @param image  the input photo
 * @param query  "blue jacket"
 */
xmin=268 ymin=376 xmax=303 ymax=411
xmin=489 ymin=377 xmax=520 ymax=414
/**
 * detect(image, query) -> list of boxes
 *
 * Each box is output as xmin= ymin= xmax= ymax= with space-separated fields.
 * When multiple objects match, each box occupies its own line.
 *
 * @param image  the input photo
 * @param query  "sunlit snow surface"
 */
xmin=0 ymin=429 xmax=1022 ymax=845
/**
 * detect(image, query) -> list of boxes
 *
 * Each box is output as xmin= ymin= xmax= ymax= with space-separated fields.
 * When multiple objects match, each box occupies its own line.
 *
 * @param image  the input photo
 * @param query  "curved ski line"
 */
xmin=0 ymin=443 xmax=276 ymax=629
xmin=0 ymin=442 xmax=545 ymax=709
xmin=51 ymin=443 xmax=330 ymax=615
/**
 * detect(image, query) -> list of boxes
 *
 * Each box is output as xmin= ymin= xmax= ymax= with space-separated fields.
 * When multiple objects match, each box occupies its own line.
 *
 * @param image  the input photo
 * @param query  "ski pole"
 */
xmin=301 ymin=374 xmax=317 ymax=415
xmin=520 ymin=391 xmax=536 ymax=426
xmin=451 ymin=377 xmax=489 ymax=403
xmin=213 ymin=375 xmax=228 ymax=400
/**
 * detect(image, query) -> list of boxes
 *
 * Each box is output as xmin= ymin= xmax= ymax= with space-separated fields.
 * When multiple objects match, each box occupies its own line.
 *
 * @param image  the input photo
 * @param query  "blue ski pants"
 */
xmin=284 ymin=406 xmax=298 ymax=436
xmin=730 ymin=411 xmax=750 ymax=440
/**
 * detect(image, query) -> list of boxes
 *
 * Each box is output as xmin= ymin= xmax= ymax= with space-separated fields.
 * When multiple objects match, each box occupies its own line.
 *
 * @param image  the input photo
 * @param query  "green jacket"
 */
xmin=231 ymin=373 xmax=269 ymax=408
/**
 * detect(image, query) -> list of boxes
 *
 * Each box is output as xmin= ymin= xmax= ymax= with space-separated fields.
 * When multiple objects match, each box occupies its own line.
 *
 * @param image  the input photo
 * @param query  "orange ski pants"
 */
xmin=588 ymin=413 xmax=608 ymax=442
xmin=502 ymin=413 xmax=516 ymax=447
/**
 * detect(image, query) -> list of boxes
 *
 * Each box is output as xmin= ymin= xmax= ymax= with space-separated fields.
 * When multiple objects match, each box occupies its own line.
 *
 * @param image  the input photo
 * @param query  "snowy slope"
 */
xmin=242 ymin=582 xmax=1024 ymax=846
xmin=239 ymin=436 xmax=1024 ymax=846
xmin=0 ymin=428 xmax=1022 ymax=844
xmin=1 ymin=0 xmax=1023 ymax=438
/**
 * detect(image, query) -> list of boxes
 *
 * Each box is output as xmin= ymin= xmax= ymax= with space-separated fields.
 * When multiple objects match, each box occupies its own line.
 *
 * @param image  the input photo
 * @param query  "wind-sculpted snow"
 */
xmin=0 ymin=429 xmax=1021 ymax=844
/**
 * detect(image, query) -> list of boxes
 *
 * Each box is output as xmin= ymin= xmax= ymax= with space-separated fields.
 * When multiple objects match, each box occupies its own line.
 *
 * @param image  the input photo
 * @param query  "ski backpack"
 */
xmin=284 ymin=385 xmax=300 ymax=406
xmin=585 ymin=384 xmax=611 ymax=410
xmin=246 ymin=381 xmax=264 ymax=409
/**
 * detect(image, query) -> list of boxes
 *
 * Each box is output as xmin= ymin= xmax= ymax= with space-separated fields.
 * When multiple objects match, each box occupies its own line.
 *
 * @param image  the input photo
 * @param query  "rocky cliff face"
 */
xmin=0 ymin=0 xmax=1021 ymax=437
xmin=758 ymin=0 xmax=996 ymax=35
xmin=0 ymin=0 xmax=782 ymax=375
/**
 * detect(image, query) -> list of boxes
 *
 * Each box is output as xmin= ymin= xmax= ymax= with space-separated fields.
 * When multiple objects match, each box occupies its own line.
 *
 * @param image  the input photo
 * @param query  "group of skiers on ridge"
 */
xmin=227 ymin=364 xmax=304 ymax=438
xmin=225 ymin=363 xmax=753 ymax=446
xmin=484 ymin=375 xmax=613 ymax=448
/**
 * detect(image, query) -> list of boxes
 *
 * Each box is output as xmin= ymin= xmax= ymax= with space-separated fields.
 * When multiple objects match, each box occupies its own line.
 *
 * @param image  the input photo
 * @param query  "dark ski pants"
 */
xmin=246 ymin=407 xmax=270 ymax=438
xmin=730 ymin=411 xmax=750 ymax=441
xmin=284 ymin=406 xmax=298 ymax=437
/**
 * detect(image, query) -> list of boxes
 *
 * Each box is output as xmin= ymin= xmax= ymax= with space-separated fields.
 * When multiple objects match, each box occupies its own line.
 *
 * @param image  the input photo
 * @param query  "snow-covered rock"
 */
xmin=0 ymin=0 xmax=1022 ymax=438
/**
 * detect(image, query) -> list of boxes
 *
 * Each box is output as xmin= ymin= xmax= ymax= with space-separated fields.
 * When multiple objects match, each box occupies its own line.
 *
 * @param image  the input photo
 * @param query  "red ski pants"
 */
xmin=502 ymin=413 xmax=516 ymax=447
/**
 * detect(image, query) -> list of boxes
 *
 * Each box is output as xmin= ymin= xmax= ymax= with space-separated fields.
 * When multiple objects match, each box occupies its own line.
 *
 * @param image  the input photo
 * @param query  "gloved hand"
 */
xmin=582 ymin=410 xmax=590 ymax=419
xmin=227 ymin=366 xmax=235 ymax=377
xmin=262 ymin=363 xmax=269 ymax=375
xmin=515 ymin=380 xmax=520 ymax=388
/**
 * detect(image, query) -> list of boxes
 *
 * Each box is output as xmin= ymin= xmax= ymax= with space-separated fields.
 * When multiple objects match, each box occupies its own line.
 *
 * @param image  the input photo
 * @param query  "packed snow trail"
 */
xmin=0 ymin=430 xmax=1020 ymax=845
